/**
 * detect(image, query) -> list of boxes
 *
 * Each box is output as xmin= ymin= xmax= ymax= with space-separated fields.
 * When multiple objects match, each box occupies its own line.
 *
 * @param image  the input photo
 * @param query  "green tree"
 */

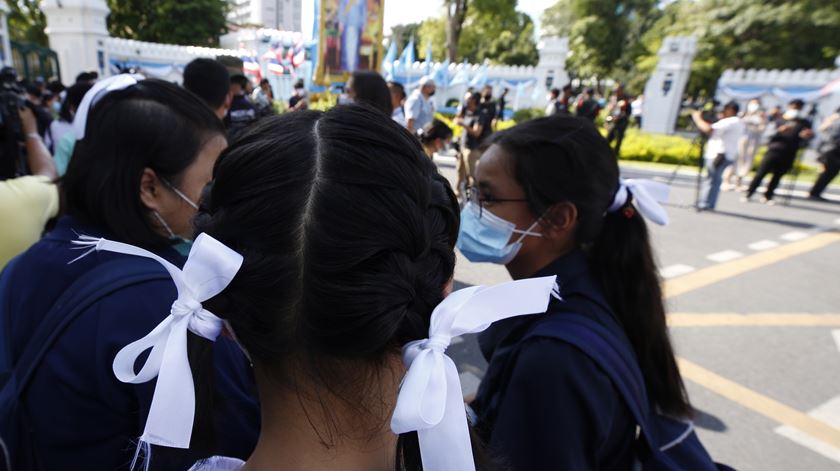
xmin=445 ymin=0 xmax=469 ymax=62
xmin=458 ymin=0 xmax=538 ymax=65
xmin=564 ymin=0 xmax=657 ymax=85
xmin=417 ymin=17 xmax=447 ymax=62
xmin=635 ymin=0 xmax=840 ymax=96
xmin=107 ymin=0 xmax=228 ymax=47
xmin=390 ymin=22 xmax=422 ymax=59
xmin=6 ymin=0 xmax=47 ymax=45
xmin=540 ymin=0 xmax=574 ymax=38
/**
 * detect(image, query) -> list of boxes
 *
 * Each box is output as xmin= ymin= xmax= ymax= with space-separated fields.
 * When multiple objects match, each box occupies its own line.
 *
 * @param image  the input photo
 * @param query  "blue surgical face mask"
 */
xmin=456 ymin=202 xmax=542 ymax=265
xmin=157 ymin=179 xmax=200 ymax=255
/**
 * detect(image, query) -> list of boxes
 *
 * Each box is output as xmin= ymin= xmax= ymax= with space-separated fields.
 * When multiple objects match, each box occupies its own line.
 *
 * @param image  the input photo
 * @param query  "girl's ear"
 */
xmin=540 ymin=202 xmax=578 ymax=241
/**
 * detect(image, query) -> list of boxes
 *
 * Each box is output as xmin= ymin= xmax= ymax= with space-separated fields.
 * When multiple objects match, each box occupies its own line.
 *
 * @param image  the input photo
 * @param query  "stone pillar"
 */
xmin=536 ymin=37 xmax=569 ymax=106
xmin=642 ymin=36 xmax=697 ymax=135
xmin=42 ymin=0 xmax=110 ymax=84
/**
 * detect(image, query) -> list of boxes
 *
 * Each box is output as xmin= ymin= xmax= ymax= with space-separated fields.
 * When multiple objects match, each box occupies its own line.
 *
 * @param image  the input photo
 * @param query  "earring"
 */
xmin=152 ymin=211 xmax=176 ymax=239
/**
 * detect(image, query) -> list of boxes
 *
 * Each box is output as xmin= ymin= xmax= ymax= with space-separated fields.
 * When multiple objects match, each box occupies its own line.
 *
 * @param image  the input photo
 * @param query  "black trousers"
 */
xmin=746 ymin=148 xmax=796 ymax=200
xmin=606 ymin=119 xmax=628 ymax=157
xmin=810 ymin=151 xmax=840 ymax=197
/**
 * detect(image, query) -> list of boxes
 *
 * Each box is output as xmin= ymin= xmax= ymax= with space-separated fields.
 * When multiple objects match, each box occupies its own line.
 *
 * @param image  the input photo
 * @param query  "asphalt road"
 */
xmin=434 ymin=154 xmax=840 ymax=471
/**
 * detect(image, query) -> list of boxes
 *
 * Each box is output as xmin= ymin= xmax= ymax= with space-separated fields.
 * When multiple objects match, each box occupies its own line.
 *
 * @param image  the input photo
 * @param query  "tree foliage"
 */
xmin=106 ymin=0 xmax=228 ymax=47
xmin=542 ymin=0 xmax=840 ymax=96
xmin=6 ymin=0 xmax=47 ymax=45
xmin=416 ymin=0 xmax=538 ymax=66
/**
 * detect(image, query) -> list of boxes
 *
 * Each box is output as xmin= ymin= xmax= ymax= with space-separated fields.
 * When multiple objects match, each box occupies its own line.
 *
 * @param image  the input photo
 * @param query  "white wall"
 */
xmin=716 ymin=68 xmax=840 ymax=133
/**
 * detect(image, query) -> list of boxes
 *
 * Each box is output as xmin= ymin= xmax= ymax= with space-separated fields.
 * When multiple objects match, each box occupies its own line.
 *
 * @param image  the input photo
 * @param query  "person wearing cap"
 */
xmin=744 ymin=99 xmax=814 ymax=204
xmin=404 ymin=76 xmax=436 ymax=133
xmin=691 ymin=101 xmax=745 ymax=211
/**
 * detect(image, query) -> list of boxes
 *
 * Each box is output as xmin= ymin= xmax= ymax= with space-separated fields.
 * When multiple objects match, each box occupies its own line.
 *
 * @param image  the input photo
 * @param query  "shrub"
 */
xmin=512 ymin=107 xmax=545 ymax=123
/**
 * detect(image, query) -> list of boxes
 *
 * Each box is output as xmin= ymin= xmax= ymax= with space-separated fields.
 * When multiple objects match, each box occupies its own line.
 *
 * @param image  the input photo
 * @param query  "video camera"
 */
xmin=0 ymin=66 xmax=27 ymax=179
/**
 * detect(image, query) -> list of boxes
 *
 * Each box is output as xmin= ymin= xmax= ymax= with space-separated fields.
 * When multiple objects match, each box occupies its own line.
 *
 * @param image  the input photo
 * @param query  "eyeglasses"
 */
xmin=465 ymin=186 xmax=529 ymax=218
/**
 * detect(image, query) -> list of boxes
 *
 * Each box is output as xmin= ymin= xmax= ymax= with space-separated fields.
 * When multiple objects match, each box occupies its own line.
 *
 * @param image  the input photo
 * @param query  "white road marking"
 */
xmin=659 ymin=264 xmax=695 ymax=279
xmin=706 ymin=250 xmax=744 ymax=263
xmin=780 ymin=231 xmax=810 ymax=242
xmin=833 ymin=330 xmax=840 ymax=353
xmin=835 ymin=218 xmax=840 ymax=226
xmin=459 ymin=371 xmax=482 ymax=398
xmin=748 ymin=240 xmax=780 ymax=251
xmin=775 ymin=396 xmax=840 ymax=464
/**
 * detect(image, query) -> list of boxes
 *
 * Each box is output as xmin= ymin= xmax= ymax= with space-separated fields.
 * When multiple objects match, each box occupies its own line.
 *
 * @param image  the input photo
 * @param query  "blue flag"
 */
xmin=399 ymin=36 xmax=416 ymax=69
xmin=382 ymin=40 xmax=397 ymax=80
xmin=433 ymin=59 xmax=450 ymax=88
xmin=424 ymin=39 xmax=433 ymax=75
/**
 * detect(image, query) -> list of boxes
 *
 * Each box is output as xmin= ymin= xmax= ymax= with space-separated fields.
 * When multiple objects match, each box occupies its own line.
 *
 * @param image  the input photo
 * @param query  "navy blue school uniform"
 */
xmin=471 ymin=250 xmax=636 ymax=470
xmin=2 ymin=216 xmax=259 ymax=470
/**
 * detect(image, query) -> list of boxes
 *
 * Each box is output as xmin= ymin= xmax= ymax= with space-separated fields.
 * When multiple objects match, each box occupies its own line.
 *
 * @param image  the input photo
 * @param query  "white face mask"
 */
xmin=783 ymin=109 xmax=802 ymax=121
xmin=747 ymin=103 xmax=760 ymax=113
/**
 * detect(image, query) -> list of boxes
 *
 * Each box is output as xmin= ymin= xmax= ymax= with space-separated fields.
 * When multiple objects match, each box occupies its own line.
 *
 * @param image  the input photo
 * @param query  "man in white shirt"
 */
xmin=691 ymin=101 xmax=745 ymax=210
xmin=404 ymin=76 xmax=436 ymax=132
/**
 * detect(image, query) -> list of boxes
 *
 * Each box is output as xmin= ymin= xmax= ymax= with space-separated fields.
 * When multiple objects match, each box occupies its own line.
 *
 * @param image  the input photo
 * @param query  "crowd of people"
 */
xmin=0 ymin=56 xmax=833 ymax=471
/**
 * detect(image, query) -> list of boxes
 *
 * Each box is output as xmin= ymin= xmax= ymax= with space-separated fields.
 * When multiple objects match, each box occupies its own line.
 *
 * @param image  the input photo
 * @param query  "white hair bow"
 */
xmin=73 ymin=74 xmax=145 ymax=141
xmin=607 ymin=178 xmax=671 ymax=225
xmin=71 ymin=233 xmax=242 ymax=449
xmin=391 ymin=275 xmax=557 ymax=471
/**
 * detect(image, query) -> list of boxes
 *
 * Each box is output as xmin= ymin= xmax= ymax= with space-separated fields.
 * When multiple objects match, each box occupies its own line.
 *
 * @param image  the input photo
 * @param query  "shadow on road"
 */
xmin=693 ymin=407 xmax=729 ymax=432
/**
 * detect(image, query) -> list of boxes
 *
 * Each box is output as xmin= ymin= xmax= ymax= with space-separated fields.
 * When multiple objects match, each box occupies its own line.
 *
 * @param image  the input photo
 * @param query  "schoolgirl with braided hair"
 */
xmin=76 ymin=104 xmax=558 ymax=470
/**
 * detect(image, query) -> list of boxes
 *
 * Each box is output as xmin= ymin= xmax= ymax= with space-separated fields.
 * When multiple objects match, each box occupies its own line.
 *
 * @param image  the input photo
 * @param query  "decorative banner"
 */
xmin=316 ymin=0 xmax=384 ymax=85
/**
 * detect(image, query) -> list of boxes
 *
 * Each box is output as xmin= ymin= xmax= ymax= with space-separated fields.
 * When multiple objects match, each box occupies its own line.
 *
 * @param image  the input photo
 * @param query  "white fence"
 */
xmin=716 ymin=68 xmax=840 ymax=136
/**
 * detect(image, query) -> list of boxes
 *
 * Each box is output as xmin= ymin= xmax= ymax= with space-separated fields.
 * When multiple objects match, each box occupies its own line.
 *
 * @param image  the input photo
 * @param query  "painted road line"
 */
xmin=780 ymin=231 xmax=810 ymax=242
xmin=748 ymin=240 xmax=780 ymax=251
xmin=664 ymin=232 xmax=840 ymax=298
xmin=660 ymin=264 xmax=695 ymax=279
xmin=833 ymin=330 xmax=840 ymax=352
xmin=677 ymin=357 xmax=840 ymax=450
xmin=668 ymin=313 xmax=840 ymax=327
xmin=706 ymin=250 xmax=743 ymax=263
xmin=835 ymin=218 xmax=840 ymax=226
xmin=775 ymin=395 xmax=840 ymax=463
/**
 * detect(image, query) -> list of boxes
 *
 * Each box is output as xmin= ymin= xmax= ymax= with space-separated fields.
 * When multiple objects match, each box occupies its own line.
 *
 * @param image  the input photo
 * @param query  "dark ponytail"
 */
xmin=489 ymin=116 xmax=692 ymax=418
xmin=589 ymin=194 xmax=691 ymax=417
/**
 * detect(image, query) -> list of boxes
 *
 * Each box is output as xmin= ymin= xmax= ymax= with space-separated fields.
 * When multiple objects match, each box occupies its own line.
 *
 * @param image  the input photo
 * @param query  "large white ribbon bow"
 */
xmin=73 ymin=74 xmax=144 ymax=141
xmin=71 ymin=233 xmax=243 ymax=448
xmin=390 ymin=275 xmax=557 ymax=471
xmin=608 ymin=178 xmax=671 ymax=226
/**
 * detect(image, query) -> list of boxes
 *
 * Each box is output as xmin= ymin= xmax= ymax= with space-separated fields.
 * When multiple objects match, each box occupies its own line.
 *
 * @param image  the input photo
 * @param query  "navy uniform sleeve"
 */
xmin=488 ymin=338 xmax=632 ymax=471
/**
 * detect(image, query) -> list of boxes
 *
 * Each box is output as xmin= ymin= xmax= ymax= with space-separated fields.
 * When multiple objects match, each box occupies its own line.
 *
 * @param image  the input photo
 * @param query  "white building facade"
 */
xmin=228 ymin=0 xmax=302 ymax=32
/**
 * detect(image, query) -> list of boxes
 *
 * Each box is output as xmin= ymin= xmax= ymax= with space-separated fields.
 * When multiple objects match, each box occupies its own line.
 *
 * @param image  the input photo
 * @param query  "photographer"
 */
xmin=0 ymin=106 xmax=58 ymax=268
xmin=691 ymin=101 xmax=745 ymax=211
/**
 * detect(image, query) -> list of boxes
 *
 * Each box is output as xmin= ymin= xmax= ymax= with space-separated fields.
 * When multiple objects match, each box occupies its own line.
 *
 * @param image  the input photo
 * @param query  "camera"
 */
xmin=0 ymin=66 xmax=26 ymax=179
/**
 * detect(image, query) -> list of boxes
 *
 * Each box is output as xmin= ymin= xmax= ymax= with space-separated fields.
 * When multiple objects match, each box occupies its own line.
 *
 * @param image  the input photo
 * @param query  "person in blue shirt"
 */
xmin=0 ymin=78 xmax=258 ymax=469
xmin=465 ymin=116 xmax=693 ymax=469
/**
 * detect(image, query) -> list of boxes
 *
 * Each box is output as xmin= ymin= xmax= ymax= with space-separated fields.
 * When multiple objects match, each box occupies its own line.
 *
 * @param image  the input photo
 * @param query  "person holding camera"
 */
xmin=691 ymin=101 xmax=745 ymax=211
xmin=0 ymin=106 xmax=58 ymax=268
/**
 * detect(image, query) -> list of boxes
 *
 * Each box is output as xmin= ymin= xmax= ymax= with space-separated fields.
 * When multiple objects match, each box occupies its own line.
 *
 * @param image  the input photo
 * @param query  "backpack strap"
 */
xmin=523 ymin=312 xmax=668 ymax=461
xmin=3 ymin=258 xmax=170 ymax=402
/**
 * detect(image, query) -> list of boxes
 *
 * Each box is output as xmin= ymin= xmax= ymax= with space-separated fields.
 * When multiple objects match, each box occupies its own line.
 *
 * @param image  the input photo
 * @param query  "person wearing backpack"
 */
xmin=0 ymin=76 xmax=258 ymax=470
xmin=66 ymin=105 xmax=558 ymax=471
xmin=809 ymin=107 xmax=840 ymax=201
xmin=465 ymin=116 xmax=729 ymax=470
